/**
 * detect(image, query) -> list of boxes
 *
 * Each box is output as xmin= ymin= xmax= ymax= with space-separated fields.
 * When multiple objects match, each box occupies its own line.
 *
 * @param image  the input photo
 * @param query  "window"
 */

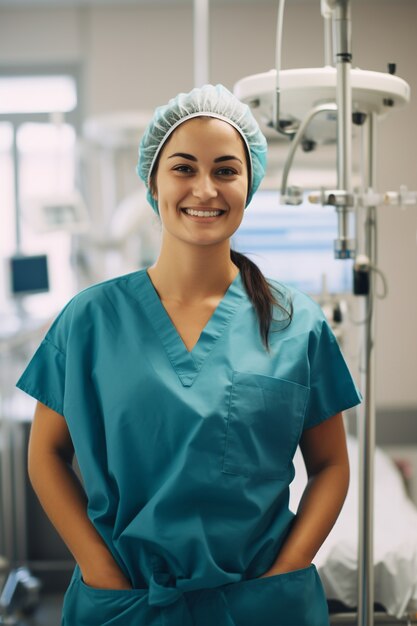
xmin=0 ymin=75 xmax=77 ymax=114
xmin=0 ymin=122 xmax=15 ymax=257
xmin=0 ymin=71 xmax=80 ymax=316
xmin=18 ymin=122 xmax=76 ymax=205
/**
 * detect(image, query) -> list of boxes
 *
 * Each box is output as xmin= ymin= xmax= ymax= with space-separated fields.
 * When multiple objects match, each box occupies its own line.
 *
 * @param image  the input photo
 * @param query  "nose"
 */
xmin=191 ymin=173 xmax=218 ymax=201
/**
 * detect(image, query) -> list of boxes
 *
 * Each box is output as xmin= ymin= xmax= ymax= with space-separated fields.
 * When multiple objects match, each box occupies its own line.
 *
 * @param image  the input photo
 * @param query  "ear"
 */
xmin=150 ymin=179 xmax=158 ymax=200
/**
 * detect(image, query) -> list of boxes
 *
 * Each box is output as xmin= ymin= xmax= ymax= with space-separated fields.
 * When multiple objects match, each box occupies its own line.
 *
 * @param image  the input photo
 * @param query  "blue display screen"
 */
xmin=10 ymin=254 xmax=50 ymax=296
xmin=232 ymin=190 xmax=353 ymax=294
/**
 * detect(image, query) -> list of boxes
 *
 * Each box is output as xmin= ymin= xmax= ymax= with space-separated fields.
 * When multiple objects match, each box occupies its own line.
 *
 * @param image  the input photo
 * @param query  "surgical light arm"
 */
xmin=280 ymin=102 xmax=337 ymax=205
xmin=276 ymin=0 xmax=355 ymax=259
xmin=321 ymin=0 xmax=354 ymax=258
xmin=273 ymin=0 xmax=297 ymax=137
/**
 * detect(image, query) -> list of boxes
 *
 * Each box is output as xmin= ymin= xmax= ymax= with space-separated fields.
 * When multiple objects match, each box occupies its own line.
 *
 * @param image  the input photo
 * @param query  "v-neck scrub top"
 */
xmin=16 ymin=268 xmax=362 ymax=626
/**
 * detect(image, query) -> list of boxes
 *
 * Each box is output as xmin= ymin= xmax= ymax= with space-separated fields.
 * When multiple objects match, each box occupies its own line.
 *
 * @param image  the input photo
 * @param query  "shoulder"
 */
xmin=265 ymin=276 xmax=327 ymax=332
xmin=45 ymin=269 xmax=145 ymax=346
xmin=56 ymin=268 xmax=149 ymax=323
xmin=70 ymin=269 xmax=143 ymax=310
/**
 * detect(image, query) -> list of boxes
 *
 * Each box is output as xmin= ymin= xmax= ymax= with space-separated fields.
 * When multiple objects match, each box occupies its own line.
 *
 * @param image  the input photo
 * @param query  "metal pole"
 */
xmin=324 ymin=16 xmax=333 ymax=66
xmin=280 ymin=102 xmax=337 ymax=199
xmin=12 ymin=124 xmax=22 ymax=255
xmin=0 ymin=416 xmax=14 ymax=566
xmin=321 ymin=0 xmax=334 ymax=66
xmin=193 ymin=0 xmax=209 ymax=87
xmin=12 ymin=421 xmax=28 ymax=565
xmin=333 ymin=0 xmax=354 ymax=259
xmin=357 ymin=112 xmax=377 ymax=626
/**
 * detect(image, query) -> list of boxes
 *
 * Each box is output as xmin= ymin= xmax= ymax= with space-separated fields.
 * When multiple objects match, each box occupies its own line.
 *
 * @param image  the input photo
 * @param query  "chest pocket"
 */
xmin=222 ymin=371 xmax=309 ymax=480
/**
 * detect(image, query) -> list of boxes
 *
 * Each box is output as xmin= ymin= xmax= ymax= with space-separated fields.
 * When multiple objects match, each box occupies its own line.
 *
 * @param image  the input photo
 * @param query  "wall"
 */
xmin=0 ymin=0 xmax=416 ymax=413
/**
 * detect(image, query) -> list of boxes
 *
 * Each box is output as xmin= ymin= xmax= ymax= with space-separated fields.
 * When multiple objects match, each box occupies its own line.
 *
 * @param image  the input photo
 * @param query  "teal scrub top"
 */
xmin=16 ymin=268 xmax=362 ymax=626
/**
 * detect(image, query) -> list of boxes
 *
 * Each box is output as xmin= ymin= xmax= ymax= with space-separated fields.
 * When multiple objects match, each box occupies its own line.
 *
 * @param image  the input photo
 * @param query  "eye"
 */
xmin=216 ymin=167 xmax=237 ymax=176
xmin=172 ymin=164 xmax=194 ymax=174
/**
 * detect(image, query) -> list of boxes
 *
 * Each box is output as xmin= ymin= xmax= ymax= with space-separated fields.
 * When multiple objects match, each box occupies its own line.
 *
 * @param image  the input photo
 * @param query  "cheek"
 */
xmin=156 ymin=176 xmax=187 ymax=202
xmin=156 ymin=182 xmax=187 ymax=219
xmin=229 ymin=180 xmax=248 ymax=207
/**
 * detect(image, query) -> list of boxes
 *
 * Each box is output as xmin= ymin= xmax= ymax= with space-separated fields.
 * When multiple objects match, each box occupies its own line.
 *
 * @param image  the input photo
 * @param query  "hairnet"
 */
xmin=137 ymin=84 xmax=267 ymax=215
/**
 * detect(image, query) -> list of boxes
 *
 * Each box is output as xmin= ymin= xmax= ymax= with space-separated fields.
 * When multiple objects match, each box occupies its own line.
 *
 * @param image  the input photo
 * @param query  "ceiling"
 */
xmin=0 ymin=0 xmax=397 ymax=6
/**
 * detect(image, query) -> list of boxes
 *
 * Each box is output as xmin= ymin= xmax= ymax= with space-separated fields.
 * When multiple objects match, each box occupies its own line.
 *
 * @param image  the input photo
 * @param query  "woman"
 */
xmin=17 ymin=84 xmax=362 ymax=626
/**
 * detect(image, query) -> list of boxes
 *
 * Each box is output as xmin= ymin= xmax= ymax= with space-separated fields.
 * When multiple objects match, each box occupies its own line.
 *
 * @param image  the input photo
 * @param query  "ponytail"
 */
xmin=230 ymin=249 xmax=293 ymax=353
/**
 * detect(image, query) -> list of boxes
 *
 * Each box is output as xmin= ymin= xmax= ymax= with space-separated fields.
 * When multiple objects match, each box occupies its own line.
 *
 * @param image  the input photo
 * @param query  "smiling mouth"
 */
xmin=181 ymin=208 xmax=226 ymax=217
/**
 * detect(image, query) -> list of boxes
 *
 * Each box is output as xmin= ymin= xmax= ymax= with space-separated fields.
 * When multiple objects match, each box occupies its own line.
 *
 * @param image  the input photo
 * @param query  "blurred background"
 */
xmin=0 ymin=0 xmax=416 ymax=624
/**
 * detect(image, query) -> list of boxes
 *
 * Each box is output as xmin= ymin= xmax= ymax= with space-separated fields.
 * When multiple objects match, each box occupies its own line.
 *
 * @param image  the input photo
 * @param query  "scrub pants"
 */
xmin=62 ymin=564 xmax=330 ymax=626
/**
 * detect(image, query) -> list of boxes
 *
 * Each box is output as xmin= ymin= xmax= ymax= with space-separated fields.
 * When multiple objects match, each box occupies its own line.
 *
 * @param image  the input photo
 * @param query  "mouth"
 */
xmin=181 ymin=208 xmax=226 ymax=220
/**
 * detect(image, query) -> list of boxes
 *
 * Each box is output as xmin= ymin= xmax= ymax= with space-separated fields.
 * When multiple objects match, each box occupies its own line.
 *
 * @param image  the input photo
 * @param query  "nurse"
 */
xmin=17 ymin=84 xmax=362 ymax=626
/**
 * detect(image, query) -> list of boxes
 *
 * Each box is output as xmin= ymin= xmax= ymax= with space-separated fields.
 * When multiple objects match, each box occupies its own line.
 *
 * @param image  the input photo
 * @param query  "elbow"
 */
xmin=309 ymin=456 xmax=350 ymax=503
xmin=27 ymin=443 xmax=44 ymax=490
xmin=331 ymin=455 xmax=350 ymax=505
xmin=27 ymin=441 xmax=69 ymax=491
xmin=27 ymin=401 xmax=74 ymax=491
xmin=343 ymin=455 xmax=350 ymax=498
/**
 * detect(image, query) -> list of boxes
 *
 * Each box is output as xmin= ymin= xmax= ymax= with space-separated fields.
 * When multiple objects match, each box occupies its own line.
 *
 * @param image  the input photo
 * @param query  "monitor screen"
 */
xmin=232 ymin=189 xmax=353 ymax=294
xmin=10 ymin=254 xmax=50 ymax=296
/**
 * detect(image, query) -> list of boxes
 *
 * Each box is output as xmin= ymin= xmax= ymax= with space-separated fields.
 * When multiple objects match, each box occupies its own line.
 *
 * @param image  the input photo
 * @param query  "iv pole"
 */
xmin=356 ymin=112 xmax=378 ymax=626
xmin=318 ymin=2 xmax=376 ymax=624
xmin=275 ymin=1 xmax=375 ymax=624
xmin=329 ymin=3 xmax=376 ymax=624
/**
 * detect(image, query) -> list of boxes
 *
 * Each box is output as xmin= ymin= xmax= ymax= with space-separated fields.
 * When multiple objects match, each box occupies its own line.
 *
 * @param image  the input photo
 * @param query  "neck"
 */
xmin=146 ymin=241 xmax=239 ymax=305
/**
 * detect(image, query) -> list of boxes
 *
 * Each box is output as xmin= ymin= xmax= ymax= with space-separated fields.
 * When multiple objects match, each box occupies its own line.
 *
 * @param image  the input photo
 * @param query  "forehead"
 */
xmin=160 ymin=116 xmax=247 ymax=158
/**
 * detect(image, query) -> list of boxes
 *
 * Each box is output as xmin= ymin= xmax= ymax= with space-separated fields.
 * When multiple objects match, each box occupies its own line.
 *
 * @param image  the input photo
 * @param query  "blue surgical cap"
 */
xmin=137 ymin=83 xmax=267 ymax=215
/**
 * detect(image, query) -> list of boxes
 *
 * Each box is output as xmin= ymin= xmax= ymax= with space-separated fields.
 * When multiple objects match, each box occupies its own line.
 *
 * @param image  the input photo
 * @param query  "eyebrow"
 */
xmin=214 ymin=155 xmax=243 ymax=164
xmin=168 ymin=152 xmax=243 ymax=164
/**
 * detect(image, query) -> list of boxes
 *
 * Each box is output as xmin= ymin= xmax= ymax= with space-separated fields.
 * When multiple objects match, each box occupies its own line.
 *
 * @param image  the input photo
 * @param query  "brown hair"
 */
xmin=230 ymin=249 xmax=293 ymax=352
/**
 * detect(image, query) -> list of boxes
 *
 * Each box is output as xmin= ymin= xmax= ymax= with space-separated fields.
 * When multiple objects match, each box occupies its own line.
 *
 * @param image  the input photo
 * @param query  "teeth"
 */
xmin=184 ymin=209 xmax=223 ymax=217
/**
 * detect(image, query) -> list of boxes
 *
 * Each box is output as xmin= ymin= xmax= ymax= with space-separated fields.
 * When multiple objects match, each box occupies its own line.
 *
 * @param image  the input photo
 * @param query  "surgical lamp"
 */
xmin=235 ymin=1 xmax=411 ymax=259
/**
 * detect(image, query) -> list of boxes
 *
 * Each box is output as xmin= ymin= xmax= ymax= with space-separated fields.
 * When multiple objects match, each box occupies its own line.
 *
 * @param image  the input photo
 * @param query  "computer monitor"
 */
xmin=9 ymin=254 xmax=50 ymax=296
xmin=232 ymin=189 xmax=353 ymax=295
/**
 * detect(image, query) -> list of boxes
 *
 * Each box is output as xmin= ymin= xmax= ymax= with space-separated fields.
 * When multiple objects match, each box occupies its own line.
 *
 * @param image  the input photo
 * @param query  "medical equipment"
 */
xmin=232 ymin=189 xmax=354 ymax=295
xmin=77 ymin=111 xmax=160 ymax=285
xmin=234 ymin=1 xmax=416 ymax=625
xmin=9 ymin=256 xmax=49 ymax=298
xmin=0 ymin=567 xmax=41 ymax=624
xmin=0 ymin=329 xmax=45 ymax=624
xmin=6 ymin=254 xmax=50 ymax=323
xmin=22 ymin=190 xmax=90 ymax=235
xmin=0 ymin=311 xmax=72 ymax=624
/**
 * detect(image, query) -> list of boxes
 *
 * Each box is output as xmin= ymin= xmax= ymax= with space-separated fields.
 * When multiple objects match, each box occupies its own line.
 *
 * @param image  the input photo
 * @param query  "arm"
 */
xmin=260 ymin=412 xmax=350 ymax=577
xmin=28 ymin=400 xmax=131 ymax=589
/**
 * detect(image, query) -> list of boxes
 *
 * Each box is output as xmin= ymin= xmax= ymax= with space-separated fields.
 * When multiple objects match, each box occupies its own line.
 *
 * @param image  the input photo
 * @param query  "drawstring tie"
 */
xmin=148 ymin=571 xmax=183 ymax=607
xmin=148 ymin=569 xmax=236 ymax=626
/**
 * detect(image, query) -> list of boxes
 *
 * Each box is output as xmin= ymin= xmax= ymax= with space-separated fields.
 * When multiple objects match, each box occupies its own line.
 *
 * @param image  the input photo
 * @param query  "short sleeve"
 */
xmin=15 ymin=298 xmax=76 ymax=416
xmin=303 ymin=318 xmax=363 ymax=431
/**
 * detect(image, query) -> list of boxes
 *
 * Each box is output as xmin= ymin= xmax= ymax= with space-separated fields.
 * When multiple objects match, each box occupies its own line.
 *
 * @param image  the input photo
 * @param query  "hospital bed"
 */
xmin=291 ymin=433 xmax=417 ymax=625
